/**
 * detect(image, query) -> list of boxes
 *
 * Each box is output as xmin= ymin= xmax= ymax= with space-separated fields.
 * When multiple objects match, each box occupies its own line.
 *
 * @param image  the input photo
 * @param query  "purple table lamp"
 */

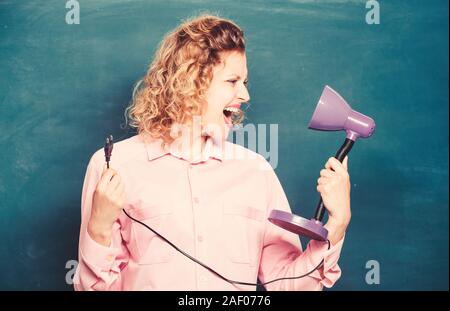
xmin=268 ymin=85 xmax=376 ymax=241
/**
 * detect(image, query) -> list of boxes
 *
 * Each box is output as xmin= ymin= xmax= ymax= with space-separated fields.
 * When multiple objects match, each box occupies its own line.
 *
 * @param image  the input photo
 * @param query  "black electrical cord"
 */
xmin=123 ymin=209 xmax=331 ymax=288
xmin=105 ymin=135 xmax=331 ymax=287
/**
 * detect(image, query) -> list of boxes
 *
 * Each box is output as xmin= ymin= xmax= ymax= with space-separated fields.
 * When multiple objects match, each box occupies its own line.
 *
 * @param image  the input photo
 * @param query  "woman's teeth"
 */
xmin=223 ymin=106 xmax=240 ymax=117
xmin=223 ymin=106 xmax=244 ymax=127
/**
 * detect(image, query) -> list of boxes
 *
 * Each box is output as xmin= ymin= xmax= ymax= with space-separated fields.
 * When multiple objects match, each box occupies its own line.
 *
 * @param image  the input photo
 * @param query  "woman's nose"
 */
xmin=238 ymin=83 xmax=250 ymax=103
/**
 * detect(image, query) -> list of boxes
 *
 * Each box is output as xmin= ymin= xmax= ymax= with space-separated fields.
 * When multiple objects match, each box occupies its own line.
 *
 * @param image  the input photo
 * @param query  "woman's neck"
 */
xmin=168 ymin=130 xmax=208 ymax=162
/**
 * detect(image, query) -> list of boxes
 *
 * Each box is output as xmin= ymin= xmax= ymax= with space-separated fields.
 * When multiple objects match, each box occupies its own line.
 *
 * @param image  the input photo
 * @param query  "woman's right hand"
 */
xmin=87 ymin=165 xmax=126 ymax=246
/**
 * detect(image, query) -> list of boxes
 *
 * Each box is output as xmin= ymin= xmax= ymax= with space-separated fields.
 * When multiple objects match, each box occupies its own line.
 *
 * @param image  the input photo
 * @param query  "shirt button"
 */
xmin=197 ymin=235 xmax=203 ymax=242
xmin=106 ymin=254 xmax=114 ymax=262
xmin=193 ymin=197 xmax=200 ymax=204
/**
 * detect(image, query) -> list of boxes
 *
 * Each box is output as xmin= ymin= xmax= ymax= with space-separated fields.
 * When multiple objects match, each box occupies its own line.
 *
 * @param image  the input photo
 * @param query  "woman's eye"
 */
xmin=227 ymin=79 xmax=248 ymax=86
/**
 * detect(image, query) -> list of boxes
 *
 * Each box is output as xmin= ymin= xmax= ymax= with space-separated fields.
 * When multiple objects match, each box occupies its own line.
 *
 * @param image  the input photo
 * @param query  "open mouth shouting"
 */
xmin=223 ymin=104 xmax=243 ymax=128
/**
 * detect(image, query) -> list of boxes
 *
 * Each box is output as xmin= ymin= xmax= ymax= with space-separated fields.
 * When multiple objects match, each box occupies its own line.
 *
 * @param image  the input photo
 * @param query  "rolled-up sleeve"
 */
xmin=73 ymin=150 xmax=129 ymax=291
xmin=258 ymin=166 xmax=344 ymax=291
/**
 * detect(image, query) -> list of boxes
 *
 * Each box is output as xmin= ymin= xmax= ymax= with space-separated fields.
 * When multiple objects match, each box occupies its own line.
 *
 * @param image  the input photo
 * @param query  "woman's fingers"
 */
xmin=111 ymin=179 xmax=125 ymax=198
xmin=343 ymin=155 xmax=348 ymax=170
xmin=317 ymin=176 xmax=330 ymax=185
xmin=320 ymin=169 xmax=334 ymax=178
xmin=97 ymin=165 xmax=125 ymax=197
xmin=316 ymin=184 xmax=330 ymax=194
xmin=111 ymin=182 xmax=126 ymax=206
xmin=325 ymin=157 xmax=348 ymax=176
xmin=97 ymin=169 xmax=117 ymax=192
xmin=108 ymin=174 xmax=121 ymax=192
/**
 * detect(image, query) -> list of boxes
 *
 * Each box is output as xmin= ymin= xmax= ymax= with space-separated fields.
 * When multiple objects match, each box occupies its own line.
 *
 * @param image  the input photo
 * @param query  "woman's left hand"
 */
xmin=317 ymin=156 xmax=351 ymax=244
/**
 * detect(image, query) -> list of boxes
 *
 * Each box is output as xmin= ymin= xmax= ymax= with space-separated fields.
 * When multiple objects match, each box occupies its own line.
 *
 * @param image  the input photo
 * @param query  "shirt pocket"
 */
xmin=127 ymin=200 xmax=174 ymax=265
xmin=222 ymin=201 xmax=265 ymax=265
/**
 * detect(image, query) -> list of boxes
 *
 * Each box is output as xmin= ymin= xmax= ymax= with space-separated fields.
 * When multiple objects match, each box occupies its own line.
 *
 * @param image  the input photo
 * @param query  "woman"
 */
xmin=74 ymin=14 xmax=350 ymax=291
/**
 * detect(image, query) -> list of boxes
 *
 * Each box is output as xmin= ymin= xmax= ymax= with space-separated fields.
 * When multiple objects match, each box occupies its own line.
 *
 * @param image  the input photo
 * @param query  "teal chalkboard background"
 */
xmin=0 ymin=0 xmax=448 ymax=290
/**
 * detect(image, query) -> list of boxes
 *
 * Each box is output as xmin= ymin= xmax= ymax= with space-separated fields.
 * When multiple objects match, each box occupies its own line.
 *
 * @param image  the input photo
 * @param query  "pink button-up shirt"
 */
xmin=74 ymin=134 xmax=344 ymax=291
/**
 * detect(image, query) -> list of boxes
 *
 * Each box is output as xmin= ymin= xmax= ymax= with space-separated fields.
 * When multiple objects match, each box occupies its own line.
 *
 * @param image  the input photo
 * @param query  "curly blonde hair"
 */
xmin=125 ymin=14 xmax=246 ymax=145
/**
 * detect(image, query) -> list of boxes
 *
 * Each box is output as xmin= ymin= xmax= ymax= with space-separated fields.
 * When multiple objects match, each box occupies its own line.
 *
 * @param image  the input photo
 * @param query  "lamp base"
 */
xmin=268 ymin=210 xmax=328 ymax=241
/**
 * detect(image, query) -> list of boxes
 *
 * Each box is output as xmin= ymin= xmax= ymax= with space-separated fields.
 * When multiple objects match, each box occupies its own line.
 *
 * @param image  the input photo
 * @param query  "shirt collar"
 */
xmin=145 ymin=135 xmax=224 ymax=164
